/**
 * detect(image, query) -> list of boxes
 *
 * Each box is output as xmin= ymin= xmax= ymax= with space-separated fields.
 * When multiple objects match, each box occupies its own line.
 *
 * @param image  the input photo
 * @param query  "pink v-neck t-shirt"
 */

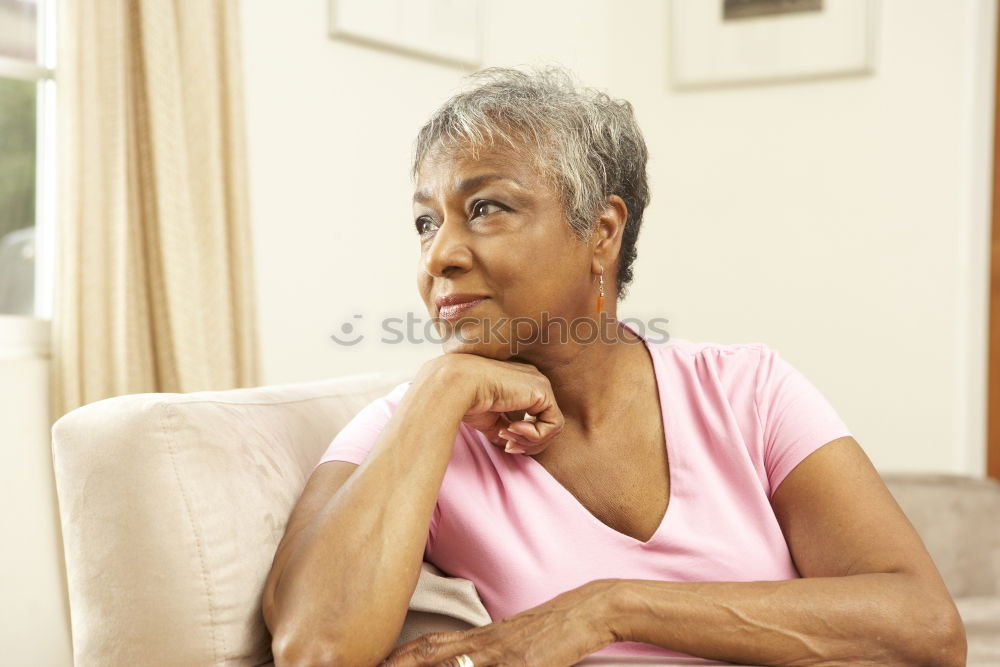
xmin=313 ymin=329 xmax=853 ymax=663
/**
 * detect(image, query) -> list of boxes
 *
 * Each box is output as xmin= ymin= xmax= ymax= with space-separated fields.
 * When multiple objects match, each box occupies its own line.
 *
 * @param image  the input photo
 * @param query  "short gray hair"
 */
xmin=411 ymin=66 xmax=650 ymax=300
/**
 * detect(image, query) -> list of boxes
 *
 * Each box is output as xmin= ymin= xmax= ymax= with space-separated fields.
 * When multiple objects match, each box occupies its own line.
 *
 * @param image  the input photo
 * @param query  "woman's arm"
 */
xmin=264 ymin=360 xmax=468 ymax=666
xmin=383 ymin=436 xmax=965 ymax=667
xmin=593 ymin=436 xmax=966 ymax=667
xmin=264 ymin=355 xmax=564 ymax=666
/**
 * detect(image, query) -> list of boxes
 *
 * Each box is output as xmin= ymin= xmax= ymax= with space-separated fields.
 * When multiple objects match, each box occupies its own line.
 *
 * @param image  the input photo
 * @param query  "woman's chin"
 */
xmin=439 ymin=335 xmax=518 ymax=360
xmin=436 ymin=319 xmax=529 ymax=360
xmin=441 ymin=339 xmax=505 ymax=358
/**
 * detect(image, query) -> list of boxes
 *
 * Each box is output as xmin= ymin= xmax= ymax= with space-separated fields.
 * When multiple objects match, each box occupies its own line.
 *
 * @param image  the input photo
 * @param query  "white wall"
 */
xmin=605 ymin=0 xmax=996 ymax=476
xmin=0 ymin=318 xmax=72 ymax=665
xmin=241 ymin=0 xmax=996 ymax=475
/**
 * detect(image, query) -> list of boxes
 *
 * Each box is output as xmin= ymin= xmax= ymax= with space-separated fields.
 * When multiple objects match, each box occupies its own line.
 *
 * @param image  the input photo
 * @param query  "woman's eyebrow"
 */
xmin=412 ymin=174 xmax=525 ymax=203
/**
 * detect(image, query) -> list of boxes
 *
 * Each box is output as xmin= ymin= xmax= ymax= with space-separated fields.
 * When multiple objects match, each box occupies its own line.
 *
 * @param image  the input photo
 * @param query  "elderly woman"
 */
xmin=262 ymin=67 xmax=965 ymax=666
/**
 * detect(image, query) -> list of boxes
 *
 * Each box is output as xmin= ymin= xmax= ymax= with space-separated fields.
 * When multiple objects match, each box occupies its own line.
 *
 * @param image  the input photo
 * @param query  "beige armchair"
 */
xmin=51 ymin=372 xmax=1000 ymax=666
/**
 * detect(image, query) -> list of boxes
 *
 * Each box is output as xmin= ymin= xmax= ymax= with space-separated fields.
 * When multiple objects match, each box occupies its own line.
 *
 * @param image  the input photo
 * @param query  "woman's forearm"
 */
xmin=588 ymin=572 xmax=965 ymax=667
xmin=268 ymin=363 xmax=469 ymax=665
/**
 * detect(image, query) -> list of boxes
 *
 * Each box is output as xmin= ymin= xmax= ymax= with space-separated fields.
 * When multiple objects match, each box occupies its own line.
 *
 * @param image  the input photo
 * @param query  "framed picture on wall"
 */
xmin=329 ymin=0 xmax=481 ymax=69
xmin=669 ymin=0 xmax=879 ymax=89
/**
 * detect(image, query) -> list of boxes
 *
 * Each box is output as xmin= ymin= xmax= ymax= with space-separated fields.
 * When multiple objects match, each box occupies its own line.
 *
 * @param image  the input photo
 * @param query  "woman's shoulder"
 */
xmin=348 ymin=378 xmax=414 ymax=419
xmin=647 ymin=334 xmax=772 ymax=365
xmin=622 ymin=320 xmax=770 ymax=362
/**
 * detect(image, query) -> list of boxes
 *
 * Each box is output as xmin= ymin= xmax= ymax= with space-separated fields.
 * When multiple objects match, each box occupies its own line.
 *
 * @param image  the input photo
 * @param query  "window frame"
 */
xmin=0 ymin=0 xmax=56 ymax=356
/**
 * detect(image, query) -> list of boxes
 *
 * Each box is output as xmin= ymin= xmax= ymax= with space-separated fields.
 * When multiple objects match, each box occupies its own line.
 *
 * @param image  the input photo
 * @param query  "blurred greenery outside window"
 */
xmin=0 ymin=0 xmax=54 ymax=319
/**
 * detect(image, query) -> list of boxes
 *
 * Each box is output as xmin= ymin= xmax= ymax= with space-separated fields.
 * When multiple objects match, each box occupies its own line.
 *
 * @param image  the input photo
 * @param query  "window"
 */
xmin=0 ymin=0 xmax=55 ymax=319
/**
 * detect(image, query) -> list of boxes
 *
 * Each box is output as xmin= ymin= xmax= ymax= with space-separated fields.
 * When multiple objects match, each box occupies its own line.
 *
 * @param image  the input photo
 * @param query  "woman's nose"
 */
xmin=423 ymin=217 xmax=472 ymax=277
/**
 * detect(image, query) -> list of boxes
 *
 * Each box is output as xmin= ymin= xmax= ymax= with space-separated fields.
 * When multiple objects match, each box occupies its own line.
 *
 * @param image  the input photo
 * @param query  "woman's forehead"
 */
xmin=414 ymin=144 xmax=549 ymax=196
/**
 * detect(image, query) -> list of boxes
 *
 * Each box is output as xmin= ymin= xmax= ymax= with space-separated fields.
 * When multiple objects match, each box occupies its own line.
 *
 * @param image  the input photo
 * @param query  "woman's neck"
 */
xmin=514 ymin=319 xmax=650 ymax=435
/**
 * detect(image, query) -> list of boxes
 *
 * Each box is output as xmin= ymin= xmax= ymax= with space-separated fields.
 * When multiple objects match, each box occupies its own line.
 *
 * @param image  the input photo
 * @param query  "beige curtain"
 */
xmin=51 ymin=0 xmax=259 ymax=421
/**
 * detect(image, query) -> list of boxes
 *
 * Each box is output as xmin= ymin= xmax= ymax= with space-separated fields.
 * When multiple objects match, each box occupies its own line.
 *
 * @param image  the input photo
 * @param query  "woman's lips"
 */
xmin=438 ymin=298 xmax=488 ymax=321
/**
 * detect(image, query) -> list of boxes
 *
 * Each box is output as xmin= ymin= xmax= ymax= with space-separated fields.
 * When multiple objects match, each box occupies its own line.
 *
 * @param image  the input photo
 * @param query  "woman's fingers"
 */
xmin=494 ymin=397 xmax=562 ymax=455
xmin=498 ymin=428 xmax=530 ymax=447
xmin=499 ymin=420 xmax=553 ymax=455
xmin=501 ymin=423 xmax=535 ymax=444
xmin=380 ymin=630 xmax=488 ymax=667
xmin=449 ymin=354 xmax=564 ymax=453
xmin=516 ymin=398 xmax=563 ymax=444
xmin=511 ymin=416 xmax=544 ymax=435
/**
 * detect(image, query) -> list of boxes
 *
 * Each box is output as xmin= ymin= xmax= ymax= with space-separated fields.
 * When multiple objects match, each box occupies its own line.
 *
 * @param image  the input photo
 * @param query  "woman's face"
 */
xmin=413 ymin=143 xmax=595 ymax=360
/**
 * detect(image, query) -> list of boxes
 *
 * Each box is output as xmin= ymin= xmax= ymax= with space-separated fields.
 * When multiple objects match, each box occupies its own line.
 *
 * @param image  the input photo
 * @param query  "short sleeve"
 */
xmin=754 ymin=345 xmax=852 ymax=498
xmin=312 ymin=381 xmax=413 ymax=470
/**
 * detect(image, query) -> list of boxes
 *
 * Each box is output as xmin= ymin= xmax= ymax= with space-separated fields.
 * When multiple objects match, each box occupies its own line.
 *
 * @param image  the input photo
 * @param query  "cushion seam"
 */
xmin=161 ymin=402 xmax=225 ymax=662
xmin=151 ymin=381 xmax=411 ymax=409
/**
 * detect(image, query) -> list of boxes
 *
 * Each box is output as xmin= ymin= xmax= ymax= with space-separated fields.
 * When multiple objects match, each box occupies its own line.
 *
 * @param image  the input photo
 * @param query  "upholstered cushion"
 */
xmin=881 ymin=473 xmax=1000 ymax=598
xmin=395 ymin=561 xmax=491 ymax=646
xmin=52 ymin=371 xmax=416 ymax=666
xmin=955 ymin=596 xmax=1000 ymax=665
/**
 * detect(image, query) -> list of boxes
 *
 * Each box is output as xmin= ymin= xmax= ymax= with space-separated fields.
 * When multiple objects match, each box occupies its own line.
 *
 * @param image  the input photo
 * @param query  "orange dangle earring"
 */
xmin=595 ymin=268 xmax=605 ymax=315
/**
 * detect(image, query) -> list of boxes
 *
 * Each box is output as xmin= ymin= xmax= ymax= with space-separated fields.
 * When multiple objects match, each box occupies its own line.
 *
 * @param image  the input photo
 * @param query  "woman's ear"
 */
xmin=591 ymin=194 xmax=628 ymax=274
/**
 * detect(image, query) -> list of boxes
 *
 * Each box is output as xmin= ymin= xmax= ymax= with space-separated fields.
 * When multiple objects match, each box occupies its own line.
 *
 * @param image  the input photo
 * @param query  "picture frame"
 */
xmin=669 ymin=0 xmax=879 ymax=89
xmin=328 ymin=0 xmax=481 ymax=70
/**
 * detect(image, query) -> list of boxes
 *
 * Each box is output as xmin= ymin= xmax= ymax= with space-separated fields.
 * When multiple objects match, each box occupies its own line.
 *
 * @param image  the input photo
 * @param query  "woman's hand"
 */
xmin=417 ymin=354 xmax=565 ymax=456
xmin=380 ymin=581 xmax=618 ymax=667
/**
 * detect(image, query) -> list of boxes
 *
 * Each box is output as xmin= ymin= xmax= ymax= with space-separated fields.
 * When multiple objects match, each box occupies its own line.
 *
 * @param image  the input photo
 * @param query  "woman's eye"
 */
xmin=415 ymin=216 xmax=437 ymax=235
xmin=471 ymin=200 xmax=503 ymax=219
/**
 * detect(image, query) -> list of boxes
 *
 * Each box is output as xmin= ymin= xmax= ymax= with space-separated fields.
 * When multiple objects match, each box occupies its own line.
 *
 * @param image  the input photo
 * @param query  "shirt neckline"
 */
xmin=518 ymin=320 xmax=679 ymax=547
